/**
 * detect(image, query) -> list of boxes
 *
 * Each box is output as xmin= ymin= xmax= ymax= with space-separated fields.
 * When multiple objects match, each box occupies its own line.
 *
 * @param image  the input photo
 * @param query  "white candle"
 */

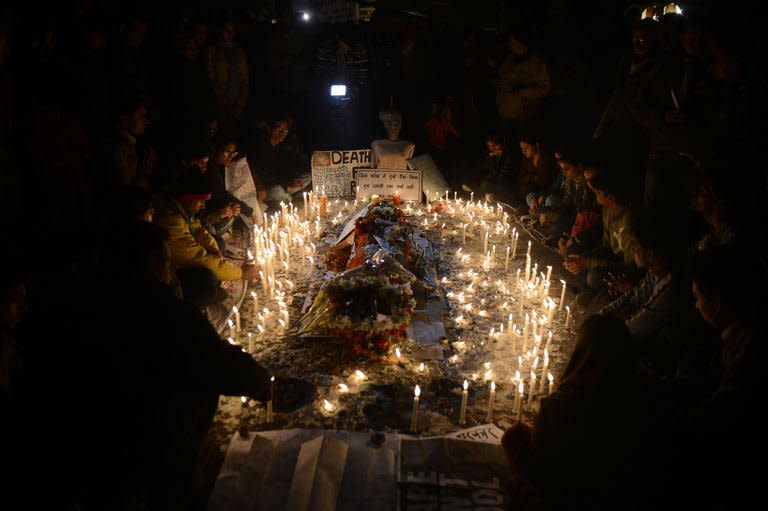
xmin=411 ymin=385 xmax=421 ymax=432
xmin=505 ymin=246 xmax=510 ymax=271
xmin=525 ymin=253 xmax=531 ymax=283
xmin=459 ymin=380 xmax=469 ymax=425
xmin=250 ymin=290 xmax=258 ymax=314
xmin=247 ymin=332 xmax=254 ymax=352
xmin=559 ymin=280 xmax=567 ymax=312
xmin=545 ymin=265 xmax=552 ymax=284
xmin=486 ymin=381 xmax=496 ymax=422
xmin=516 ymin=382 xmax=525 ymax=420
xmin=527 ymin=372 xmax=537 ymax=408
xmin=266 ymin=376 xmax=275 ymax=423
xmin=233 ymin=306 xmax=241 ymax=332
xmin=227 ymin=319 xmax=236 ymax=339
xmin=512 ymin=231 xmax=519 ymax=258
xmin=545 ymin=331 xmax=553 ymax=354
xmin=565 ymin=306 xmax=572 ymax=331
xmin=462 ymin=223 xmax=467 ymax=245
xmin=539 ymin=353 xmax=549 ymax=395
xmin=548 ymin=373 xmax=554 ymax=395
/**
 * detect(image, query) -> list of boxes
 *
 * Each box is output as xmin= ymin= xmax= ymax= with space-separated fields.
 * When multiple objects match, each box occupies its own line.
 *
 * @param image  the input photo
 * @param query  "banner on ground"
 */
xmin=311 ymin=149 xmax=371 ymax=199
xmin=397 ymin=436 xmax=510 ymax=510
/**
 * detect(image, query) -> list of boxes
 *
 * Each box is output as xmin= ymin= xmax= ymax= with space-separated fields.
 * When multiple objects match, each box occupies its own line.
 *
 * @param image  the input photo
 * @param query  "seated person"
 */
xmin=204 ymin=136 xmax=257 ymax=235
xmin=154 ymin=170 xmax=257 ymax=306
xmin=564 ymin=173 xmax=636 ymax=303
xmin=555 ymin=150 xmax=602 ymax=256
xmin=473 ymin=132 xmax=516 ymax=202
xmin=247 ymin=114 xmax=311 ymax=210
xmin=599 ymin=213 xmax=687 ymax=376
xmin=501 ymin=315 xmax=667 ymax=510
xmin=425 ymin=101 xmax=461 ymax=153
xmin=371 ymin=109 xmax=415 ymax=170
xmin=517 ymin=130 xmax=559 ymax=207
xmin=677 ymin=245 xmax=768 ymax=508
xmin=690 ymin=169 xmax=737 ymax=252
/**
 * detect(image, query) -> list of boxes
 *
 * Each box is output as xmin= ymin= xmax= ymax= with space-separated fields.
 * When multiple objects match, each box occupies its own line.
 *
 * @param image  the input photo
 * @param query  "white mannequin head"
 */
xmin=379 ymin=110 xmax=403 ymax=141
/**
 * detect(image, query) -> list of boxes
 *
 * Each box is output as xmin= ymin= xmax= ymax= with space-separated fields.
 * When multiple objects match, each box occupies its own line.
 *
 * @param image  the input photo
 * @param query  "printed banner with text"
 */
xmin=311 ymin=149 xmax=371 ymax=199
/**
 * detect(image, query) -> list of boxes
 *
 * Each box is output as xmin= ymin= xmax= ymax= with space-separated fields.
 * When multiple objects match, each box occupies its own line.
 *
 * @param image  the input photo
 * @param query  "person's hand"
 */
xmin=229 ymin=202 xmax=241 ymax=217
xmin=604 ymin=273 xmax=632 ymax=297
xmin=664 ymin=111 xmax=687 ymax=123
xmin=241 ymin=263 xmax=259 ymax=282
xmin=529 ymin=199 xmax=539 ymax=214
xmin=558 ymin=237 xmax=569 ymax=257
xmin=286 ymin=178 xmax=306 ymax=193
xmin=220 ymin=205 xmax=234 ymax=219
xmin=563 ymin=254 xmax=586 ymax=275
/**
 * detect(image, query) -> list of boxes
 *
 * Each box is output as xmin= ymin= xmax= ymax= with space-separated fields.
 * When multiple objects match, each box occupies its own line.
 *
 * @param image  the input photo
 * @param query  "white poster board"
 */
xmin=311 ymin=149 xmax=371 ymax=199
xmin=354 ymin=169 xmax=422 ymax=202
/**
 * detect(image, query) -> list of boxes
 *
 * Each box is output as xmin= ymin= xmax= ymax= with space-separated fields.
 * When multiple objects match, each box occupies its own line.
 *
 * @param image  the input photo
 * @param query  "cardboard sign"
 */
xmin=311 ymin=149 xmax=371 ymax=199
xmin=407 ymin=153 xmax=449 ymax=199
xmin=444 ymin=424 xmax=505 ymax=445
xmin=354 ymin=169 xmax=422 ymax=202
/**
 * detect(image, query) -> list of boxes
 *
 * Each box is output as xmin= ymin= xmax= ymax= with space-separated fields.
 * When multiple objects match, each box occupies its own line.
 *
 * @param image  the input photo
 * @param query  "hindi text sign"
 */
xmin=354 ymin=169 xmax=422 ymax=202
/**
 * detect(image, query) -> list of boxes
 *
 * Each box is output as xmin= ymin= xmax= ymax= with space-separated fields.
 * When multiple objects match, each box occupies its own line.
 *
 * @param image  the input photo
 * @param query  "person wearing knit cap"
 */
xmin=154 ymin=169 xmax=258 ymax=303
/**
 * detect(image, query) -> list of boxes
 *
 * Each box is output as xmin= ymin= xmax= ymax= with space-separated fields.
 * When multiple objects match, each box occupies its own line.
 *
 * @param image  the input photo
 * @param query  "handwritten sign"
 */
xmin=444 ymin=424 xmax=504 ymax=445
xmin=311 ymin=149 xmax=371 ymax=198
xmin=354 ymin=169 xmax=422 ymax=202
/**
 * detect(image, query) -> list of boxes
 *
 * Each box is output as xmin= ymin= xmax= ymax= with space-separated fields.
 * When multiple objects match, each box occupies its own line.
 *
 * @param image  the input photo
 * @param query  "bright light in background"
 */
xmin=330 ymin=84 xmax=347 ymax=97
xmin=301 ymin=11 xmax=311 ymax=22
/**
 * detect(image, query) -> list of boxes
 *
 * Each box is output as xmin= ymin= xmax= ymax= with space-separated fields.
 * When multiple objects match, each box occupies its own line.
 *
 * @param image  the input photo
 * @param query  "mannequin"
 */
xmin=371 ymin=110 xmax=415 ymax=169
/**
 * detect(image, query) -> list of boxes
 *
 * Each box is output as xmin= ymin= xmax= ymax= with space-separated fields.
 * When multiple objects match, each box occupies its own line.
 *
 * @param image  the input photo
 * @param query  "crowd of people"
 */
xmin=1 ymin=2 xmax=765 ymax=509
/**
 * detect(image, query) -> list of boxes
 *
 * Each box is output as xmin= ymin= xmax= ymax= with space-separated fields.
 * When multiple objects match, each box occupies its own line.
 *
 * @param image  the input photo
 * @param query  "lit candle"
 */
xmin=247 ymin=331 xmax=254 ymax=352
xmin=539 ymin=352 xmax=549 ymax=395
xmin=516 ymin=382 xmax=525 ymax=420
xmin=417 ymin=362 xmax=426 ymax=374
xmin=232 ymin=306 xmax=241 ymax=332
xmin=559 ymin=280 xmax=567 ymax=312
xmin=527 ymin=372 xmax=537 ymax=408
xmin=486 ymin=381 xmax=496 ymax=422
xmin=411 ymin=385 xmax=421 ymax=432
xmin=250 ymin=290 xmax=258 ymax=313
xmin=303 ymin=191 xmax=308 ymax=219
xmin=505 ymin=246 xmax=510 ymax=271
xmin=565 ymin=306 xmax=572 ymax=331
xmin=462 ymin=223 xmax=467 ymax=245
xmin=459 ymin=380 xmax=469 ymax=425
xmin=319 ymin=190 xmax=328 ymax=218
xmin=393 ymin=189 xmax=401 ymax=205
xmin=525 ymin=253 xmax=531 ymax=283
xmin=227 ymin=319 xmax=236 ymax=339
xmin=323 ymin=399 xmax=335 ymax=413
xmin=548 ymin=373 xmax=555 ymax=395
xmin=512 ymin=231 xmax=519 ymax=258
xmin=266 ymin=376 xmax=275 ymax=423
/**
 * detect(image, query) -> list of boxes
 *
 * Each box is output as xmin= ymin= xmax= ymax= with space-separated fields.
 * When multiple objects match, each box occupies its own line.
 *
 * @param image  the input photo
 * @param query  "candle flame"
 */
xmin=418 ymin=362 xmax=425 ymax=372
xmin=491 ymin=381 xmax=496 ymax=391
xmin=227 ymin=338 xmax=236 ymax=345
xmin=323 ymin=400 xmax=334 ymax=411
xmin=232 ymin=306 xmax=238 ymax=314
xmin=515 ymin=370 xmax=521 ymax=381
xmin=395 ymin=347 xmax=401 ymax=358
xmin=518 ymin=382 xmax=525 ymax=394
xmin=250 ymin=290 xmax=257 ymax=298
xmin=241 ymin=396 xmax=247 ymax=404
xmin=463 ymin=380 xmax=469 ymax=390
xmin=338 ymin=383 xmax=349 ymax=393
xmin=414 ymin=385 xmax=421 ymax=397
xmin=354 ymin=369 xmax=366 ymax=380
xmin=548 ymin=373 xmax=554 ymax=382
xmin=270 ymin=375 xmax=275 ymax=382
